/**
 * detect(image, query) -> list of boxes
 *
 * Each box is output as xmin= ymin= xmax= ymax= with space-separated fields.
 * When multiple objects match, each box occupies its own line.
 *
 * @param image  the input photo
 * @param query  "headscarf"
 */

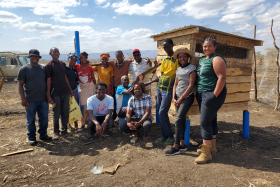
xmin=100 ymin=53 xmax=110 ymax=59
xmin=67 ymin=53 xmax=78 ymax=61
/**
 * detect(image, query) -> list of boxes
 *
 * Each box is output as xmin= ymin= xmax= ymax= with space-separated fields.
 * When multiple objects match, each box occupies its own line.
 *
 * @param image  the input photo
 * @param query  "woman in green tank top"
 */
xmin=195 ymin=35 xmax=227 ymax=164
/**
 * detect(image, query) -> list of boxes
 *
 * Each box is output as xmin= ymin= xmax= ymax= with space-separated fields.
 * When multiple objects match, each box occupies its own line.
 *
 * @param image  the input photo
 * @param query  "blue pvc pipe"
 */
xmin=184 ymin=119 xmax=190 ymax=146
xmin=75 ymin=31 xmax=80 ymax=64
xmin=156 ymin=103 xmax=160 ymax=125
xmin=243 ymin=110 xmax=250 ymax=138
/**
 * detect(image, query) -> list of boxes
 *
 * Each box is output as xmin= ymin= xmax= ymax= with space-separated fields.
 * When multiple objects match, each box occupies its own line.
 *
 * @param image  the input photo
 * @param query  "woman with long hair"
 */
xmin=195 ymin=35 xmax=227 ymax=164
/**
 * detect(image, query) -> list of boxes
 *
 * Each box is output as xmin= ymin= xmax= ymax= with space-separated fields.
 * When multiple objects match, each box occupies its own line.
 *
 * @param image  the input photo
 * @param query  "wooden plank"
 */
xmin=170 ymin=92 xmax=249 ymax=110
xmin=153 ymin=27 xmax=199 ymax=41
xmin=226 ymin=83 xmax=251 ymax=93
xmin=157 ymin=44 xmax=191 ymax=56
xmin=227 ymin=67 xmax=252 ymax=76
xmin=170 ymin=102 xmax=248 ymax=116
xmin=1 ymin=148 xmax=34 ymax=157
xmin=157 ymin=35 xmax=192 ymax=47
xmin=226 ymin=76 xmax=251 ymax=83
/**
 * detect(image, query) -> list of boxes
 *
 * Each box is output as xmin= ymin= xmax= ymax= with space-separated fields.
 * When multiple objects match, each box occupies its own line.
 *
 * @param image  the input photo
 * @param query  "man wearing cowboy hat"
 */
xmin=18 ymin=49 xmax=52 ymax=146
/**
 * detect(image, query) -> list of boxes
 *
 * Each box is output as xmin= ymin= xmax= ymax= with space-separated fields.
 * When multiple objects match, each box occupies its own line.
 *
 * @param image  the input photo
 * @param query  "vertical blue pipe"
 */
xmin=156 ymin=103 xmax=160 ymax=125
xmin=243 ymin=110 xmax=250 ymax=138
xmin=75 ymin=31 xmax=82 ymax=111
xmin=184 ymin=119 xmax=190 ymax=146
xmin=75 ymin=31 xmax=80 ymax=64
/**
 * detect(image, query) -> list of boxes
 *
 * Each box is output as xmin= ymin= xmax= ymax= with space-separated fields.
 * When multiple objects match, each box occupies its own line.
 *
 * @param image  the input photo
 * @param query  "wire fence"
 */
xmin=1 ymin=59 xmax=279 ymax=114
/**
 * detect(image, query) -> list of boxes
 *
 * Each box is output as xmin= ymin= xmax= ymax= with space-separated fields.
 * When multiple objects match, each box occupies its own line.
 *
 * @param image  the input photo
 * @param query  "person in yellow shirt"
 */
xmin=157 ymin=38 xmax=180 ymax=145
xmin=93 ymin=53 xmax=114 ymax=96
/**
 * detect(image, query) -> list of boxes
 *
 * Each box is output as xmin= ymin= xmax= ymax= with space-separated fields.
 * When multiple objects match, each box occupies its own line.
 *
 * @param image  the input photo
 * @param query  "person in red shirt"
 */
xmin=74 ymin=52 xmax=97 ymax=131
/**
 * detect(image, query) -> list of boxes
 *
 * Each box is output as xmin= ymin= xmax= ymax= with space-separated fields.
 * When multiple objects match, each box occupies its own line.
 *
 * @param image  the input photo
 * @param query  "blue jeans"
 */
xmin=157 ymin=90 xmax=173 ymax=139
xmin=25 ymin=101 xmax=49 ymax=140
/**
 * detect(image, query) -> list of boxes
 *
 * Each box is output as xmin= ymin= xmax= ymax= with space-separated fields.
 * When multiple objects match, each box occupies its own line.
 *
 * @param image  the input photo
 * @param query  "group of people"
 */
xmin=18 ymin=35 xmax=227 ymax=164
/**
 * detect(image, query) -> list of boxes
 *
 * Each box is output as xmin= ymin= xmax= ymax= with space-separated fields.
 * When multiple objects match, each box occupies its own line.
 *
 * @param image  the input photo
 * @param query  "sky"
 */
xmin=0 ymin=0 xmax=280 ymax=54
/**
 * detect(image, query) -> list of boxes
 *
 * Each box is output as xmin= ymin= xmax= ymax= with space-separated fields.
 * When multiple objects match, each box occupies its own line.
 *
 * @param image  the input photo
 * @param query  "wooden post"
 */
xmin=253 ymin=25 xmax=257 ymax=101
xmin=271 ymin=19 xmax=280 ymax=110
xmin=0 ymin=67 xmax=6 ymax=92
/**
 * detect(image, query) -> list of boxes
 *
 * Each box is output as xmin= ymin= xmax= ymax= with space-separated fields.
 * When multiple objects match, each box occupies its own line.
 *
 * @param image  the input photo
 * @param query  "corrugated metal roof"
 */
xmin=150 ymin=25 xmax=263 ymax=43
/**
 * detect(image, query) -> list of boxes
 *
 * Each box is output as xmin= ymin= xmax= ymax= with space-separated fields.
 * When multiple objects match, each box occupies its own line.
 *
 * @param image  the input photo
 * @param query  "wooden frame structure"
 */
xmin=150 ymin=25 xmax=263 ymax=115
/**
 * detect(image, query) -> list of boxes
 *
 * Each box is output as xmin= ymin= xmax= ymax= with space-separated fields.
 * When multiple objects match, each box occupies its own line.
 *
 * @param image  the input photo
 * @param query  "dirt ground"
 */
xmin=1 ymin=82 xmax=280 ymax=187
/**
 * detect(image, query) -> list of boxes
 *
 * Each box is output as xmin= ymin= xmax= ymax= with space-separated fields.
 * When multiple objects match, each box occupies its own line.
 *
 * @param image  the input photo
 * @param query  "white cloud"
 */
xmin=95 ymin=0 xmax=107 ymax=5
xmin=223 ymin=0 xmax=265 ymax=14
xmin=0 ymin=10 xmax=22 ymax=24
xmin=112 ymin=16 xmax=117 ymax=19
xmin=52 ymin=15 xmax=94 ymax=23
xmin=19 ymin=37 xmax=42 ymax=42
xmin=172 ymin=0 xmax=228 ymax=19
xmin=0 ymin=0 xmax=80 ymax=16
xmin=165 ymin=23 xmax=170 ymax=28
xmin=170 ymin=0 xmax=174 ymax=2
xmin=82 ymin=3 xmax=88 ymax=6
xmin=219 ymin=12 xmax=252 ymax=24
xmin=110 ymin=28 xmax=122 ymax=33
xmin=42 ymin=33 xmax=66 ymax=39
xmin=111 ymin=0 xmax=166 ymax=16
xmin=161 ymin=12 xmax=169 ymax=17
xmin=121 ymin=28 xmax=154 ymax=39
xmin=102 ymin=2 xmax=110 ymax=8
xmin=256 ymin=2 xmax=280 ymax=24
xmin=17 ymin=21 xmax=93 ymax=34
xmin=252 ymin=3 xmax=267 ymax=17
xmin=235 ymin=24 xmax=254 ymax=31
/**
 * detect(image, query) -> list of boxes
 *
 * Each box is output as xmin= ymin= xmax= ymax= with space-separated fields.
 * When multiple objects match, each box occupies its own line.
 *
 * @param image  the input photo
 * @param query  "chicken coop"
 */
xmin=150 ymin=25 xmax=263 ymax=115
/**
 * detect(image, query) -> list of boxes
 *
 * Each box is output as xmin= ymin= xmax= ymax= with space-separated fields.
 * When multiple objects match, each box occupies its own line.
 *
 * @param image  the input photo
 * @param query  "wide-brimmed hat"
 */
xmin=28 ymin=49 xmax=42 ymax=58
xmin=173 ymin=47 xmax=192 ymax=59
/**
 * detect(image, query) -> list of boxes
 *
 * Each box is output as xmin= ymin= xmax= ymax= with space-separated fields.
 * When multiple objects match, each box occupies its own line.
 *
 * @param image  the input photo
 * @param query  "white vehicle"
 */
xmin=0 ymin=52 xmax=29 ymax=82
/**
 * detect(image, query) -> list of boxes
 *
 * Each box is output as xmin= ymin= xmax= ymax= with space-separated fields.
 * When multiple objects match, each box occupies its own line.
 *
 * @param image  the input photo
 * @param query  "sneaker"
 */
xmin=53 ymin=133 xmax=60 ymax=140
xmin=28 ymin=139 xmax=37 ymax=146
xmin=40 ymin=135 xmax=52 ymax=141
xmin=123 ymin=131 xmax=130 ymax=135
xmin=165 ymin=138 xmax=174 ymax=145
xmin=156 ymin=137 xmax=166 ymax=142
xmin=86 ymin=134 xmax=93 ymax=140
xmin=179 ymin=145 xmax=188 ymax=151
xmin=165 ymin=147 xmax=180 ymax=156
xmin=103 ymin=130 xmax=112 ymax=137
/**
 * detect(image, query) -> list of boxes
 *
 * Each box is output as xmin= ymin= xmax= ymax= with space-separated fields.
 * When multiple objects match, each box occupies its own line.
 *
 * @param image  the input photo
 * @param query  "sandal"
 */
xmin=78 ymin=125 xmax=85 ymax=132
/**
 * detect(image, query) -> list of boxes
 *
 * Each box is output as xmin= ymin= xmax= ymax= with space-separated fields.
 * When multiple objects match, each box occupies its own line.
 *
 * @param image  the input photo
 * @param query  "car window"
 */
xmin=18 ymin=56 xmax=30 ymax=65
xmin=0 ymin=56 xmax=6 ymax=66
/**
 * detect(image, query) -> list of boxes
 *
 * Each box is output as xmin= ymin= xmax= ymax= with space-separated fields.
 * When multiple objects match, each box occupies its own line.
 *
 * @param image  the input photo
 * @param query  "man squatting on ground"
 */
xmin=18 ymin=49 xmax=52 ymax=145
xmin=120 ymin=83 xmax=153 ymax=141
xmin=86 ymin=82 xmax=114 ymax=140
xmin=45 ymin=47 xmax=74 ymax=140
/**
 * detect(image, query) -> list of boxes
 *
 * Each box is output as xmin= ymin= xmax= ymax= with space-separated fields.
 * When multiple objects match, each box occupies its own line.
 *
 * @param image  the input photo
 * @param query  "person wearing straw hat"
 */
xmin=165 ymin=47 xmax=196 ymax=155
xmin=18 ymin=49 xmax=52 ymax=145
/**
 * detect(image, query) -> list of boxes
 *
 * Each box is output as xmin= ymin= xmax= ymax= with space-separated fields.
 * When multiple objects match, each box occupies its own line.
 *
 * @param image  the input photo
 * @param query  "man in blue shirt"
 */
xmin=115 ymin=75 xmax=133 ymax=119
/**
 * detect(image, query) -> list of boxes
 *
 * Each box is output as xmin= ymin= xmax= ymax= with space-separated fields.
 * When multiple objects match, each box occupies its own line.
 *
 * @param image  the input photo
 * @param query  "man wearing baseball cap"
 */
xmin=18 ymin=49 xmax=52 ymax=145
xmin=128 ymin=49 xmax=158 ymax=95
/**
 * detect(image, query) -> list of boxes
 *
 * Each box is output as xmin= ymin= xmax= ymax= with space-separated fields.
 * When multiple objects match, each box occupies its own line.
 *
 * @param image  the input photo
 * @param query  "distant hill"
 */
xmin=41 ymin=49 xmax=157 ymax=60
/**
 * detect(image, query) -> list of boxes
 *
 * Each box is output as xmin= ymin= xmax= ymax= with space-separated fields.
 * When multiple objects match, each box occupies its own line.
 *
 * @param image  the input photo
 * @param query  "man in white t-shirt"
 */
xmin=86 ymin=82 xmax=114 ymax=140
xmin=128 ymin=49 xmax=153 ymax=95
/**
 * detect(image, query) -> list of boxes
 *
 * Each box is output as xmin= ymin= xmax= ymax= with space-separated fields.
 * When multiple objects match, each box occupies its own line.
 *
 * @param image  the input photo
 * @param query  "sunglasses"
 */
xmin=133 ymin=54 xmax=140 ymax=57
